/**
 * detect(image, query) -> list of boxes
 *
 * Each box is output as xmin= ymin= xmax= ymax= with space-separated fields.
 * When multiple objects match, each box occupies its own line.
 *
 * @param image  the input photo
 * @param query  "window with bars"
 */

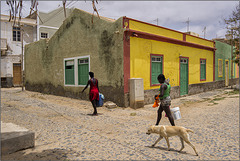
xmin=151 ymin=55 xmax=163 ymax=85
xmin=13 ymin=26 xmax=21 ymax=42
xmin=200 ymin=59 xmax=206 ymax=81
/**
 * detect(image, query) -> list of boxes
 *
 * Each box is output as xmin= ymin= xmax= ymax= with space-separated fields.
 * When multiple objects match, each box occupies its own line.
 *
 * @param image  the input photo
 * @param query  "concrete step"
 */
xmin=1 ymin=121 xmax=35 ymax=155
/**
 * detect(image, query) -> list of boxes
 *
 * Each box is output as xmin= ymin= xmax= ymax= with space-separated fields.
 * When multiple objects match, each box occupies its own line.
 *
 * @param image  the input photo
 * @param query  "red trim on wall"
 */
xmin=125 ymin=17 xmax=214 ymax=43
xmin=123 ymin=17 xmax=130 ymax=94
xmin=183 ymin=33 xmax=186 ymax=41
xmin=179 ymin=56 xmax=189 ymax=93
xmin=126 ymin=29 xmax=216 ymax=51
xmin=150 ymin=54 xmax=164 ymax=87
xmin=200 ymin=58 xmax=207 ymax=81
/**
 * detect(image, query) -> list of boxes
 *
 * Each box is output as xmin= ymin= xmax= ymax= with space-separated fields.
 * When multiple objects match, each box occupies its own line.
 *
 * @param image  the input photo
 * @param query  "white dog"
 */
xmin=146 ymin=125 xmax=198 ymax=156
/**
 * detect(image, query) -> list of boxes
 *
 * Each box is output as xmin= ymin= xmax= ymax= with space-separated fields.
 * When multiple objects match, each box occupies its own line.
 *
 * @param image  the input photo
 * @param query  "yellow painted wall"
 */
xmin=129 ymin=19 xmax=214 ymax=90
xmin=130 ymin=37 xmax=214 ymax=90
xmin=129 ymin=20 xmax=214 ymax=48
xmin=129 ymin=20 xmax=183 ymax=41
xmin=186 ymin=35 xmax=214 ymax=48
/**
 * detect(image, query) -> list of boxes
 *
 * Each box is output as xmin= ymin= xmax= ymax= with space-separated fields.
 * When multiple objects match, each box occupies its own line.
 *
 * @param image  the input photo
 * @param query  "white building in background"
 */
xmin=1 ymin=7 xmax=73 ymax=87
xmin=1 ymin=14 xmax=36 ymax=87
xmin=27 ymin=7 xmax=74 ymax=41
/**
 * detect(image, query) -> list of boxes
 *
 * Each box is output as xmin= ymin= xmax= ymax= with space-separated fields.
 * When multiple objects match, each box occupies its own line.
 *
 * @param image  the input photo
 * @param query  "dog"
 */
xmin=146 ymin=125 xmax=198 ymax=156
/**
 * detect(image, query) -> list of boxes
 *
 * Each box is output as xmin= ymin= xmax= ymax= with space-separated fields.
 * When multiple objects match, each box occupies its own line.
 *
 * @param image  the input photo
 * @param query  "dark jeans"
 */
xmin=156 ymin=103 xmax=175 ymax=126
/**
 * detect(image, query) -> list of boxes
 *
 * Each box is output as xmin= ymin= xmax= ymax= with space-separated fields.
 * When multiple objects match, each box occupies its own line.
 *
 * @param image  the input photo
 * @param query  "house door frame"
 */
xmin=179 ymin=57 xmax=189 ymax=96
xmin=13 ymin=63 xmax=22 ymax=86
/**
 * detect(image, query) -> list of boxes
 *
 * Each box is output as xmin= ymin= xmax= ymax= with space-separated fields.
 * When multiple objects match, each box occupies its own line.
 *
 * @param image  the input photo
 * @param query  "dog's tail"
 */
xmin=186 ymin=129 xmax=194 ymax=133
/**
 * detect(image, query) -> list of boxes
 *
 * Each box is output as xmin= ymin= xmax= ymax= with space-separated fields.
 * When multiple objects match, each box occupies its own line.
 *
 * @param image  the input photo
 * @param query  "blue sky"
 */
xmin=1 ymin=1 xmax=238 ymax=40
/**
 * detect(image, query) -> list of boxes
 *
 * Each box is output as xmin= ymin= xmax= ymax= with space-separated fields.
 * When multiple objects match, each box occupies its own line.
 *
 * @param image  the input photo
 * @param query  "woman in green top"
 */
xmin=155 ymin=74 xmax=175 ymax=126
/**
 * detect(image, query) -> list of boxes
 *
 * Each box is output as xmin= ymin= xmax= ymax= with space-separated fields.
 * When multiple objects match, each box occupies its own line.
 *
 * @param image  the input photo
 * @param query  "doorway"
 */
xmin=13 ymin=63 xmax=22 ymax=86
xmin=180 ymin=58 xmax=189 ymax=96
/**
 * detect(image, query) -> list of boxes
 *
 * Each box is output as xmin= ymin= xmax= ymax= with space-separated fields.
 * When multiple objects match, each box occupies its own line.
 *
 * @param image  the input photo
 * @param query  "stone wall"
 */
xmin=189 ymin=78 xmax=239 ymax=95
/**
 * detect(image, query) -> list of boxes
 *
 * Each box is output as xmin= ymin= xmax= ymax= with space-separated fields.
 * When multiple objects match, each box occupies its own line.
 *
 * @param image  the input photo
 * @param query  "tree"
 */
xmin=225 ymin=3 xmax=240 ymax=65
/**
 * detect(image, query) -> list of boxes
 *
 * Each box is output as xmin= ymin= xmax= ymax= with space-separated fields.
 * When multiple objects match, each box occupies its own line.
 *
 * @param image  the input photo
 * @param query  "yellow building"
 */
xmin=123 ymin=17 xmax=215 ymax=101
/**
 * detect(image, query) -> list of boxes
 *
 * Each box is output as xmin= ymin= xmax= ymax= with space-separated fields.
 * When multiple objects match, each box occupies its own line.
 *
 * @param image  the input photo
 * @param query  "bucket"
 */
xmin=170 ymin=107 xmax=181 ymax=120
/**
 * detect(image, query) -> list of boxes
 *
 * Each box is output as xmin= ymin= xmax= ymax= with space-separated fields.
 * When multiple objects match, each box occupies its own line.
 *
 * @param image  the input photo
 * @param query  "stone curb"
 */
xmin=1 ymin=122 xmax=35 ymax=155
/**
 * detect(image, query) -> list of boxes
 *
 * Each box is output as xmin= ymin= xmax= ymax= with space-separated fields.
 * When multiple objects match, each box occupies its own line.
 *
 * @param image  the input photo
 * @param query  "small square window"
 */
xmin=41 ymin=32 xmax=48 ymax=39
xmin=181 ymin=59 xmax=187 ymax=64
xmin=79 ymin=59 xmax=89 ymax=64
xmin=201 ymin=60 xmax=206 ymax=64
xmin=66 ymin=60 xmax=74 ymax=66
xmin=152 ymin=56 xmax=161 ymax=62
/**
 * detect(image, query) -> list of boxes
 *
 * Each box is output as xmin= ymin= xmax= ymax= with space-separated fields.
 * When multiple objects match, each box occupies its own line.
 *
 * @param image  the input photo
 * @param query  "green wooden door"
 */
xmin=180 ymin=58 xmax=188 ymax=96
xmin=200 ymin=60 xmax=206 ymax=80
xmin=151 ymin=56 xmax=162 ymax=85
xmin=78 ymin=59 xmax=89 ymax=85
xmin=65 ymin=60 xmax=75 ymax=85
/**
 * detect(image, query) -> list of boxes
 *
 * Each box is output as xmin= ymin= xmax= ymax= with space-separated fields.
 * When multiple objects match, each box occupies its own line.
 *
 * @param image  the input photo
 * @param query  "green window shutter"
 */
xmin=78 ymin=59 xmax=89 ymax=85
xmin=65 ymin=60 xmax=75 ymax=85
xmin=151 ymin=56 xmax=162 ymax=85
xmin=200 ymin=60 xmax=206 ymax=80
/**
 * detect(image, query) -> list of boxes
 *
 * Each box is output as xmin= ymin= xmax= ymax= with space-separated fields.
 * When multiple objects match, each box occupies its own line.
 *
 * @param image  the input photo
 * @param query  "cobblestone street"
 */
xmin=1 ymin=87 xmax=239 ymax=160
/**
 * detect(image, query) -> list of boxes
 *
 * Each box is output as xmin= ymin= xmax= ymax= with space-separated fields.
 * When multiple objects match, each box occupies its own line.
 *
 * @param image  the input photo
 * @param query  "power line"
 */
xmin=67 ymin=1 xmax=78 ymax=8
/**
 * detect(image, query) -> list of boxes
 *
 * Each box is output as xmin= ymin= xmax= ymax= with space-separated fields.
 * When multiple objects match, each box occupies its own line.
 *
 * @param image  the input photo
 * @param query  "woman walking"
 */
xmin=82 ymin=72 xmax=99 ymax=116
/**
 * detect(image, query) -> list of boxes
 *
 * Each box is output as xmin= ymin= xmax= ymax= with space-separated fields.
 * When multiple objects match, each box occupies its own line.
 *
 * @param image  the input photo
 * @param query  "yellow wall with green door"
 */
xmin=129 ymin=19 xmax=214 ymax=90
xmin=130 ymin=37 xmax=214 ymax=91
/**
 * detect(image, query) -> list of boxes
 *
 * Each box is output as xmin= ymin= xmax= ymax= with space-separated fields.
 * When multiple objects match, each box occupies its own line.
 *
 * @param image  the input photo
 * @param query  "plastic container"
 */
xmin=97 ymin=93 xmax=104 ymax=107
xmin=170 ymin=107 xmax=181 ymax=120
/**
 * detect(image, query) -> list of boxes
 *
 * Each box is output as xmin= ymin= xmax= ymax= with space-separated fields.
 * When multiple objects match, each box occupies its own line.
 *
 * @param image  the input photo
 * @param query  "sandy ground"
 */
xmin=1 ymin=87 xmax=239 ymax=160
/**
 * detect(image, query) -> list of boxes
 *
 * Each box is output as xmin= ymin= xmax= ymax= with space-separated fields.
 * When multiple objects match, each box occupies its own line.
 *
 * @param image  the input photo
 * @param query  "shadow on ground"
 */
xmin=2 ymin=148 xmax=77 ymax=161
xmin=145 ymin=145 xmax=196 ymax=156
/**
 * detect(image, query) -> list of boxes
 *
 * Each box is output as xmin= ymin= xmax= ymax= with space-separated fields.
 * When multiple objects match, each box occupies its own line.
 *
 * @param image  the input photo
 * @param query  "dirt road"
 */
xmin=1 ymin=87 xmax=239 ymax=160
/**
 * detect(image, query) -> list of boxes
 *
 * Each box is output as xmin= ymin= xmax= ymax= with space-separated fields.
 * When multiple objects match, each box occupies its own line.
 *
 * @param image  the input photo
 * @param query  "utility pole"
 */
xmin=202 ymin=26 xmax=206 ymax=39
xmin=21 ymin=24 xmax=24 ymax=91
xmin=153 ymin=18 xmax=158 ymax=26
xmin=231 ymin=28 xmax=233 ymax=88
xmin=185 ymin=17 xmax=190 ymax=32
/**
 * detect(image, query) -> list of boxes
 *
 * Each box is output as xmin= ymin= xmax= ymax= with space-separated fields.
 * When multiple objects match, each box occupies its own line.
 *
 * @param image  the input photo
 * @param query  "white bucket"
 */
xmin=170 ymin=107 xmax=181 ymax=120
